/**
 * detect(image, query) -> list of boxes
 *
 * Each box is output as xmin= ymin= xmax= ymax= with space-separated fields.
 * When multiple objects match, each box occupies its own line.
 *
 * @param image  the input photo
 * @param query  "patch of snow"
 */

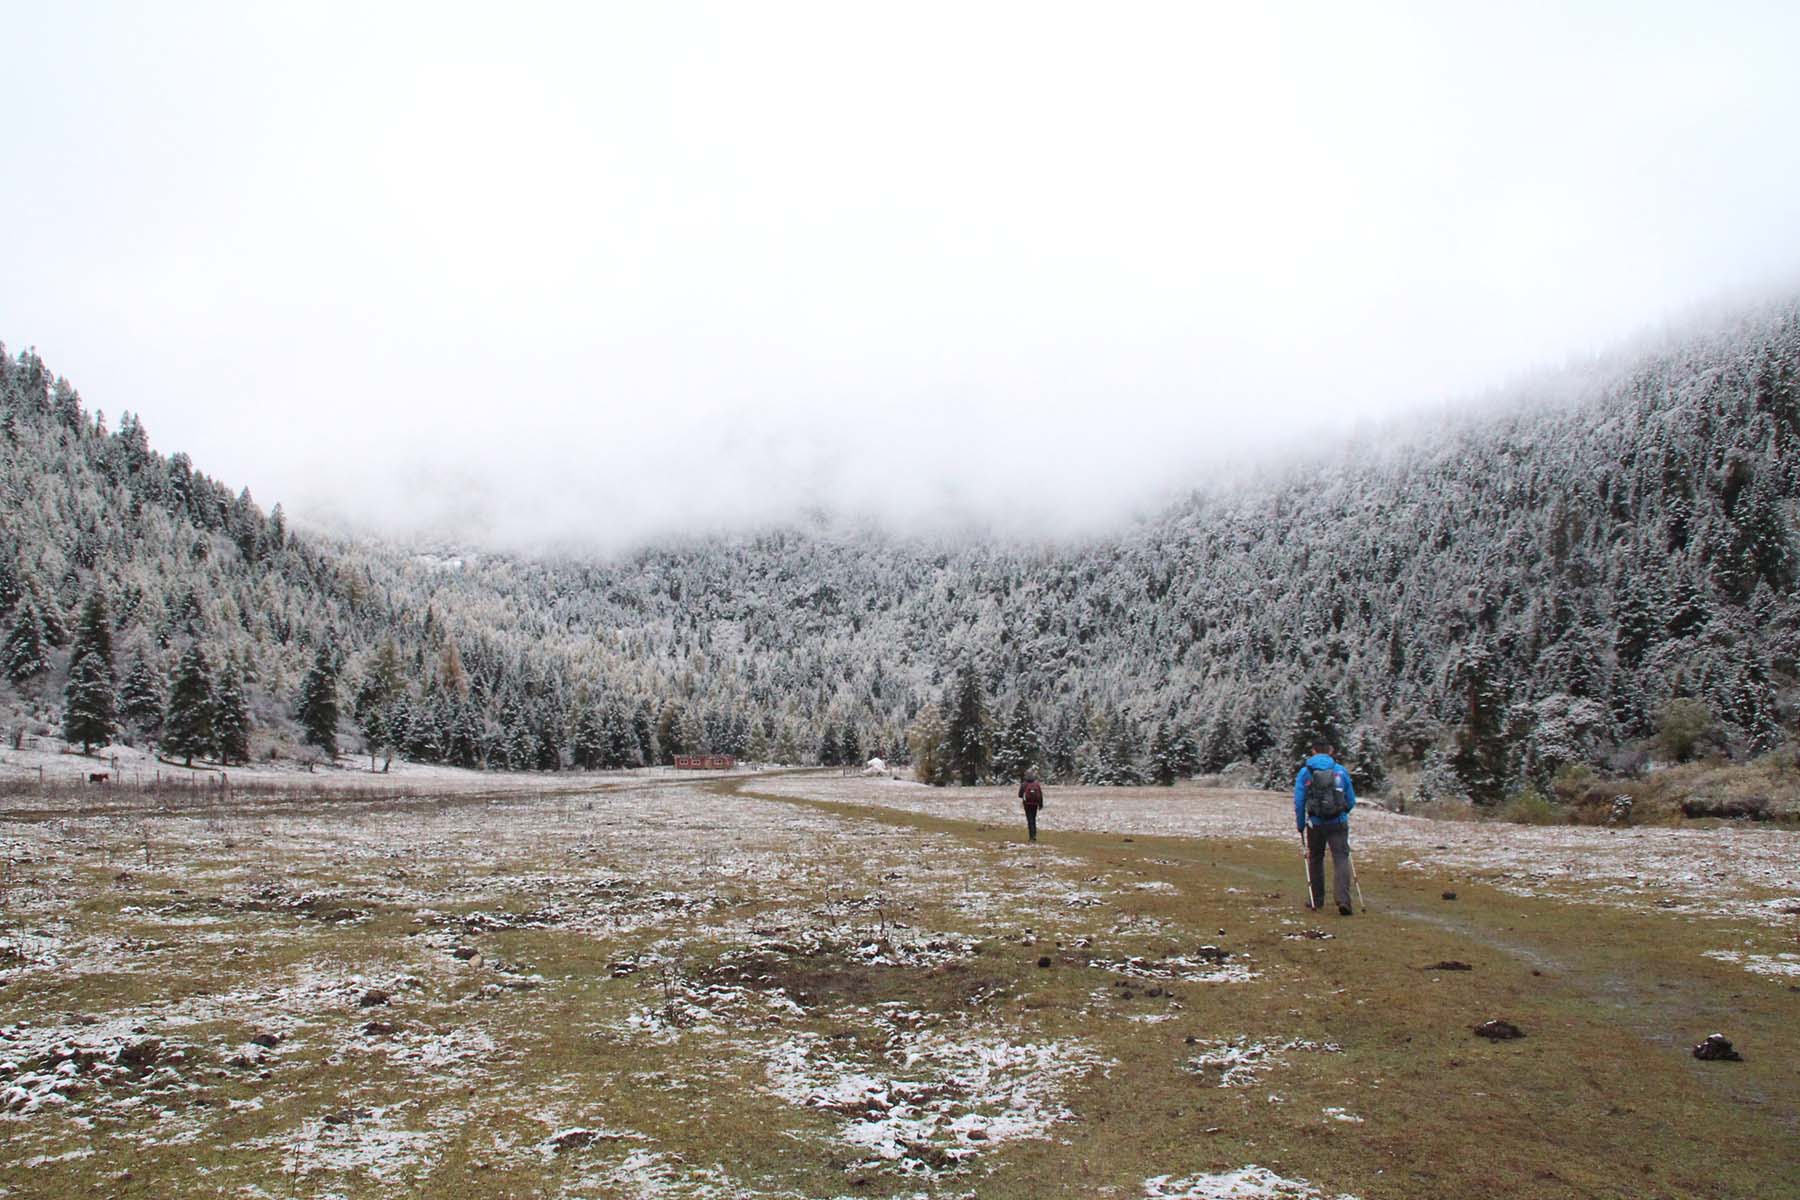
xmin=1703 ymin=949 xmax=1800 ymax=978
xmin=1144 ymin=1165 xmax=1361 ymax=1199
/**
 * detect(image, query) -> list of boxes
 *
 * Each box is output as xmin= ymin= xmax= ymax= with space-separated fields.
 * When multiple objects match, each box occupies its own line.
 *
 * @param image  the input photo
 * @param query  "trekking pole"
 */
xmin=1300 ymin=831 xmax=1316 ymax=911
xmin=1348 ymin=844 xmax=1367 ymax=912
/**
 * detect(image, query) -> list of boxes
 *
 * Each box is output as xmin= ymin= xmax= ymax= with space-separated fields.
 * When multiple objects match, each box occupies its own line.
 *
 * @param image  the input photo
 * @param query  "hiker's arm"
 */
xmin=1293 ymin=770 xmax=1307 ymax=832
xmin=1342 ymin=770 xmax=1357 ymax=811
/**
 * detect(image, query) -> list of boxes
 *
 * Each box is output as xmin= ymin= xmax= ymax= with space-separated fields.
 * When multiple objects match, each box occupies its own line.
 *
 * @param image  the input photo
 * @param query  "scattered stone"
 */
xmin=1195 ymin=945 xmax=1230 ymax=963
xmin=1288 ymin=929 xmax=1333 ymax=941
xmin=452 ymin=946 xmax=480 ymax=961
xmin=361 ymin=1021 xmax=398 ymax=1037
xmin=1184 ymin=1035 xmax=1198 ymax=1045
xmin=250 ymin=1032 xmax=281 ymax=1048
xmin=1426 ymin=961 xmax=1473 ymax=971
xmin=358 ymin=989 xmax=391 ymax=1008
xmin=322 ymin=1107 xmax=372 ymax=1126
xmin=1473 ymin=1019 xmax=1524 ymax=1040
xmin=1036 ymin=955 xmax=1052 ymax=968
xmin=1692 ymin=1034 xmax=1743 ymax=1062
xmin=1442 ymin=891 xmax=1457 ymax=901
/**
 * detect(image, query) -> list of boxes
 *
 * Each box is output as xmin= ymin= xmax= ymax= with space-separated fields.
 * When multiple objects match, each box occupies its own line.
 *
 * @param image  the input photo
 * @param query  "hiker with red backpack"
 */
xmin=1295 ymin=739 xmax=1358 ymax=914
xmin=1018 ymin=770 xmax=1045 ymax=841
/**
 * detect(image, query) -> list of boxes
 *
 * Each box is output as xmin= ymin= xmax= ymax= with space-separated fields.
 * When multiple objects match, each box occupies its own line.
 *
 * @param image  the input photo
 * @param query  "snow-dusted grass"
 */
xmin=758 ymin=775 xmax=1800 ymax=926
xmin=4 ymin=771 xmax=1798 ymax=1199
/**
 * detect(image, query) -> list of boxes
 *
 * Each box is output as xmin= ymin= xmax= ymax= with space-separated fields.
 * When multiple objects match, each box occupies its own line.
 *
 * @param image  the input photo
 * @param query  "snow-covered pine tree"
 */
xmin=603 ymin=702 xmax=641 ymax=768
xmin=1343 ymin=725 xmax=1388 ymax=795
xmin=656 ymin=702 xmax=685 ymax=763
xmin=296 ymin=645 xmax=340 ymax=758
xmin=1199 ymin=712 xmax=1235 ymax=772
xmin=990 ymin=700 xmax=1041 ymax=782
xmin=62 ymin=646 xmax=115 ymax=753
xmin=945 ymin=663 xmax=990 ymax=785
xmin=1169 ymin=723 xmax=1201 ymax=780
xmin=1148 ymin=721 xmax=1177 ymax=786
xmin=72 ymin=591 xmax=115 ymax=684
xmin=1099 ymin=714 xmax=1146 ymax=786
xmin=1448 ymin=641 xmax=1512 ymax=805
xmin=4 ymin=601 xmax=48 ymax=683
xmin=164 ymin=644 xmax=215 ymax=767
xmin=571 ymin=699 xmax=606 ymax=769
xmin=213 ymin=666 xmax=251 ymax=764
xmin=1042 ymin=709 xmax=1078 ymax=781
xmin=119 ymin=652 xmax=164 ymax=736
xmin=1288 ymin=676 xmax=1345 ymax=764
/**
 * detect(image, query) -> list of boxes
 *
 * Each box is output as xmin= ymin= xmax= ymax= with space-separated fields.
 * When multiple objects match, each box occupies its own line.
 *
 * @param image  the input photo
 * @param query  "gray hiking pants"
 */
xmin=1306 ymin=823 xmax=1352 ymax=911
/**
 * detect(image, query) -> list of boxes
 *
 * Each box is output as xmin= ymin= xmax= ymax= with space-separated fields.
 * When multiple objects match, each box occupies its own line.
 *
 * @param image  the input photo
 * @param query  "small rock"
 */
xmin=250 ymin=1032 xmax=281 ymax=1048
xmin=322 ymin=1107 xmax=371 ymax=1126
xmin=358 ymin=989 xmax=390 ymax=1008
xmin=1473 ymin=1019 xmax=1524 ymax=1040
xmin=1692 ymin=1034 xmax=1743 ymax=1062
xmin=452 ymin=946 xmax=480 ymax=961
xmin=1036 ymin=955 xmax=1052 ymax=968
xmin=1441 ymin=891 xmax=1457 ymax=901
xmin=1426 ymin=961 xmax=1474 ymax=971
xmin=361 ymin=1021 xmax=398 ymax=1036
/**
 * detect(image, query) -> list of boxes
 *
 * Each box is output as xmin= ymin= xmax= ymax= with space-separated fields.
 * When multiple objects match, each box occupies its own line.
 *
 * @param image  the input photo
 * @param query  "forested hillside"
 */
xmin=4 ymin=301 xmax=1797 ymax=801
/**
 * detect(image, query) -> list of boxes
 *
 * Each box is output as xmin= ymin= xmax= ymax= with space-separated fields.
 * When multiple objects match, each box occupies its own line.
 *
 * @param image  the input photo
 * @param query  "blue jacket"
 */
xmin=1294 ymin=754 xmax=1356 ymax=832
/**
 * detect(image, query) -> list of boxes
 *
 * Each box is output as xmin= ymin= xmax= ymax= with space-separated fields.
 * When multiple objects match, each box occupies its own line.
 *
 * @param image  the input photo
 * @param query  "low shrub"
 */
xmin=1497 ymin=788 xmax=1564 ymax=825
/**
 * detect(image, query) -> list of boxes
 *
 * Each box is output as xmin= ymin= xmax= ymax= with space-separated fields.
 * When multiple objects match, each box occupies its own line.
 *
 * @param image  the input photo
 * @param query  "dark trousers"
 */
xmin=1025 ymin=806 xmax=1039 ymax=841
xmin=1306 ymin=823 xmax=1352 ymax=910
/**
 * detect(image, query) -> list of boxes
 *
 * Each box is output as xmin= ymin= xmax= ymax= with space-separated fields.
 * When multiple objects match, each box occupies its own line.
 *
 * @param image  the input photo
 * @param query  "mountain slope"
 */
xmin=3 ymin=301 xmax=1797 ymax=797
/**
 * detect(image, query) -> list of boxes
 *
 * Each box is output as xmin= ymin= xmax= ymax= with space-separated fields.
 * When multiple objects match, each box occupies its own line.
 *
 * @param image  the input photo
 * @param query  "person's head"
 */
xmin=1310 ymin=739 xmax=1333 ymax=757
xmin=1024 ymin=770 xmax=1037 ymax=782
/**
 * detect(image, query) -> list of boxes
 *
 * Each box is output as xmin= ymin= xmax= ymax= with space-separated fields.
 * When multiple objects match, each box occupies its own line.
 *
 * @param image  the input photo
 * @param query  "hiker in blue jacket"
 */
xmin=1295 ymin=739 xmax=1357 ymax=915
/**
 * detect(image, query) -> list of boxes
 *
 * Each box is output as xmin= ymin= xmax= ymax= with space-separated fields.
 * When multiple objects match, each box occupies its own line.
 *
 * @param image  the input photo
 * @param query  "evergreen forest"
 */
xmin=3 ymin=300 xmax=1797 ymax=803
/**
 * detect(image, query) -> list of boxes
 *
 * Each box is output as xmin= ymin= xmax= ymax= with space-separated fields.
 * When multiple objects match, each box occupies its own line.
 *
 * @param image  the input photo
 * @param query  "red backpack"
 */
xmin=1023 ymin=780 xmax=1043 ymax=807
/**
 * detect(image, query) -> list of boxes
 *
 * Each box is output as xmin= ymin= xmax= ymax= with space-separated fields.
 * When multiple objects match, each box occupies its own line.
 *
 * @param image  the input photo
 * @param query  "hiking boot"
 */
xmin=1338 ymin=904 xmax=1353 ymax=916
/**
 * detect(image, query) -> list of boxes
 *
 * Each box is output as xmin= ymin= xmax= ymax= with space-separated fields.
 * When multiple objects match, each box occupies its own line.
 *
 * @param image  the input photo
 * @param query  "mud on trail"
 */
xmin=3 ymin=771 xmax=1796 ymax=1199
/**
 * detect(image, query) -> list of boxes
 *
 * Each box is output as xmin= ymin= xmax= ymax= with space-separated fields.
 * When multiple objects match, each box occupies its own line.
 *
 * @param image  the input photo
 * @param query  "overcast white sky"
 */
xmin=6 ymin=2 xmax=1800 ymax=549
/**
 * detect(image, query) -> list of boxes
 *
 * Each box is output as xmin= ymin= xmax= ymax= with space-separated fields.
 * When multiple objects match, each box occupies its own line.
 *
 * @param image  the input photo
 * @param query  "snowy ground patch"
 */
xmin=1144 ymin=1165 xmax=1361 ymax=1199
xmin=1702 ymin=949 xmax=1800 ymax=978
xmin=765 ymin=1028 xmax=1108 ymax=1176
xmin=1182 ymin=1038 xmax=1342 ymax=1088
